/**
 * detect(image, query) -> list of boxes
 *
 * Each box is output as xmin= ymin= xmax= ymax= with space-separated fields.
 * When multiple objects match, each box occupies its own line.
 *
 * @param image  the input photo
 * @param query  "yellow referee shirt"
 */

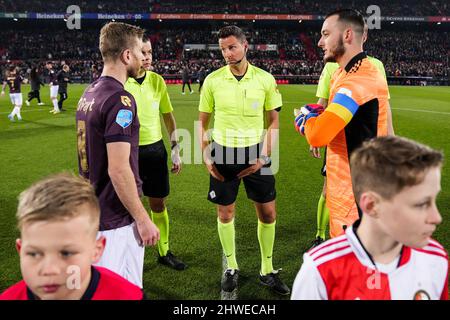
xmin=125 ymin=71 xmax=173 ymax=145
xmin=199 ymin=63 xmax=282 ymax=148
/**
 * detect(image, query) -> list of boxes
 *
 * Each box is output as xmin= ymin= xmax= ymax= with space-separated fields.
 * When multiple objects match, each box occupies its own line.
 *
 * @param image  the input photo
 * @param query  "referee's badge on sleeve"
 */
xmin=116 ymin=109 xmax=133 ymax=128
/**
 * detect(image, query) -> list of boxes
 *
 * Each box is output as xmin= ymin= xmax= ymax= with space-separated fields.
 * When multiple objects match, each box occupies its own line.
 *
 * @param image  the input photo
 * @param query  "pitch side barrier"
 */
xmin=66 ymin=75 xmax=448 ymax=86
xmin=158 ymin=74 xmax=449 ymax=86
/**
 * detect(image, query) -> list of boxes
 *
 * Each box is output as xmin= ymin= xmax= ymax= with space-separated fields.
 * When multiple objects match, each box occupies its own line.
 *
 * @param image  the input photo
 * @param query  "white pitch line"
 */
xmin=283 ymin=101 xmax=450 ymax=115
xmin=391 ymin=107 xmax=450 ymax=115
xmin=0 ymin=108 xmax=48 ymax=115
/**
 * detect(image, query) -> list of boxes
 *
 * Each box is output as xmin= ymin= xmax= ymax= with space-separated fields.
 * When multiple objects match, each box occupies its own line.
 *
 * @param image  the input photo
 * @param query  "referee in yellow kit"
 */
xmin=125 ymin=37 xmax=186 ymax=270
xmin=198 ymin=26 xmax=289 ymax=295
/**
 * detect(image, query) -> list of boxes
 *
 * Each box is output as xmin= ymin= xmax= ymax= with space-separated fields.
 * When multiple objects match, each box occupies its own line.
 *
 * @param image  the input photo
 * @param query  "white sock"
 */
xmin=15 ymin=106 xmax=22 ymax=119
xmin=52 ymin=98 xmax=59 ymax=111
xmin=10 ymin=107 xmax=17 ymax=117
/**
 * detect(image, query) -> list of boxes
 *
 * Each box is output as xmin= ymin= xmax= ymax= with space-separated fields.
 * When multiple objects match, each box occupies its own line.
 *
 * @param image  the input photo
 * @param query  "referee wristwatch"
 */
xmin=259 ymin=155 xmax=271 ymax=167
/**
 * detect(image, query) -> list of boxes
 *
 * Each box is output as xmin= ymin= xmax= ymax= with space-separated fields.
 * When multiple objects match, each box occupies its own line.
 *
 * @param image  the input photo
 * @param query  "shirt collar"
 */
xmin=344 ymin=52 xmax=367 ymax=73
xmin=347 ymin=220 xmax=411 ymax=272
xmin=127 ymin=71 xmax=149 ymax=85
xmin=225 ymin=62 xmax=253 ymax=80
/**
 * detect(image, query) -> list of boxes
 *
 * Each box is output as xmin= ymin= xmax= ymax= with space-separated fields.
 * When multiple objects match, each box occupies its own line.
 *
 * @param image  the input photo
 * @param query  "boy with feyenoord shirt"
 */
xmin=0 ymin=173 xmax=144 ymax=300
xmin=291 ymin=136 xmax=448 ymax=300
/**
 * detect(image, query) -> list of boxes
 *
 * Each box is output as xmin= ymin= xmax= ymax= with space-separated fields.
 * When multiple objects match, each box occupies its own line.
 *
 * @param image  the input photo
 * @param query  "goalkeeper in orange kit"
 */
xmin=295 ymin=9 xmax=389 ymax=238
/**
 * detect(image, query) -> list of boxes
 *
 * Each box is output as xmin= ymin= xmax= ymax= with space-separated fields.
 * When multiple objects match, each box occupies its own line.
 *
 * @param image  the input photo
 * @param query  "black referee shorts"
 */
xmin=207 ymin=142 xmax=276 ymax=206
xmin=139 ymin=139 xmax=170 ymax=198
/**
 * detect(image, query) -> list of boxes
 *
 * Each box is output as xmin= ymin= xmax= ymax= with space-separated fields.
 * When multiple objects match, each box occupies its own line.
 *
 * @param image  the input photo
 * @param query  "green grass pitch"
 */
xmin=0 ymin=84 xmax=449 ymax=299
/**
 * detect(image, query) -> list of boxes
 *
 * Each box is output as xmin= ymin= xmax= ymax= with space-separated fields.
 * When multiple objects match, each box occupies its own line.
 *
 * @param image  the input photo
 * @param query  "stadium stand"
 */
xmin=0 ymin=1 xmax=449 ymax=85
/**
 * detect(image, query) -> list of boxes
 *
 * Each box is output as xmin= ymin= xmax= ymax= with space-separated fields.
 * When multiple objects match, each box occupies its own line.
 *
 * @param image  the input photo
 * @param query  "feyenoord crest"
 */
xmin=413 ymin=290 xmax=431 ymax=300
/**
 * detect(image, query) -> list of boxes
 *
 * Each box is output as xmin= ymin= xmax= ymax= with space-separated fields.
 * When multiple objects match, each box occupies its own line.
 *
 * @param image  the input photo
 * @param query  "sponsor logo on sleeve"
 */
xmin=337 ymin=87 xmax=353 ymax=97
xmin=115 ymin=109 xmax=133 ymax=128
xmin=121 ymin=95 xmax=132 ymax=107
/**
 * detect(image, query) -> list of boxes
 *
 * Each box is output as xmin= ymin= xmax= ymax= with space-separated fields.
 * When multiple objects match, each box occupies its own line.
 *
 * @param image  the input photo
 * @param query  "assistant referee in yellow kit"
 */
xmin=126 ymin=37 xmax=186 ymax=271
xmin=198 ymin=26 xmax=289 ymax=295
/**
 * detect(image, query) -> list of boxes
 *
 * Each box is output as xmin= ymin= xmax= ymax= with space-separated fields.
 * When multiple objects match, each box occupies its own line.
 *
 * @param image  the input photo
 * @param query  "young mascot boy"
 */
xmin=0 ymin=173 xmax=144 ymax=300
xmin=291 ymin=136 xmax=448 ymax=300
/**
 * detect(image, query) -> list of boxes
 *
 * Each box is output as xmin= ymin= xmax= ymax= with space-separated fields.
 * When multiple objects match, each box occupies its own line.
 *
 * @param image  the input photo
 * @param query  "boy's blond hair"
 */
xmin=17 ymin=173 xmax=100 ymax=233
xmin=99 ymin=22 xmax=144 ymax=62
xmin=351 ymin=136 xmax=443 ymax=202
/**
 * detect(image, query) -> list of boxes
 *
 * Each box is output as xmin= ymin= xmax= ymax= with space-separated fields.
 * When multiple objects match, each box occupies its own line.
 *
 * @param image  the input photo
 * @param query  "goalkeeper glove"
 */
xmin=294 ymin=104 xmax=324 ymax=135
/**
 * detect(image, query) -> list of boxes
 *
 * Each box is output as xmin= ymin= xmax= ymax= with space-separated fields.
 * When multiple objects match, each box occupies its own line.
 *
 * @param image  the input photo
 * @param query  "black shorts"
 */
xmin=59 ymin=92 xmax=67 ymax=100
xmin=207 ymin=142 xmax=276 ymax=206
xmin=139 ymin=140 xmax=170 ymax=198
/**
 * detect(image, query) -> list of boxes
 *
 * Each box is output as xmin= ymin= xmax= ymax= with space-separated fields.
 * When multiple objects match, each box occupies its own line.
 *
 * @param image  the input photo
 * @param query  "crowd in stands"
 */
xmin=1 ymin=0 xmax=449 ymax=16
xmin=1 ymin=25 xmax=448 ymax=82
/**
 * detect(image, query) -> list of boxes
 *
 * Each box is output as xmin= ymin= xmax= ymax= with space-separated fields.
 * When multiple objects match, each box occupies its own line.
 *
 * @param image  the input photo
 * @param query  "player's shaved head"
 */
xmin=326 ymin=9 xmax=365 ymax=37
xmin=99 ymin=22 xmax=144 ymax=62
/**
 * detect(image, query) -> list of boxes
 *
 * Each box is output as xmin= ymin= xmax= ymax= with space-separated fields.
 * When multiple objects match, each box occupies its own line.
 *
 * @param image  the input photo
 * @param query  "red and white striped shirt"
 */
xmin=291 ymin=224 xmax=448 ymax=300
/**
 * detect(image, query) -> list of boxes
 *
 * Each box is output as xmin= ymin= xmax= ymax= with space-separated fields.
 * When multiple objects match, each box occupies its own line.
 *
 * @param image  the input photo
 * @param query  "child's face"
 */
xmin=377 ymin=167 xmax=442 ymax=248
xmin=17 ymin=206 xmax=104 ymax=300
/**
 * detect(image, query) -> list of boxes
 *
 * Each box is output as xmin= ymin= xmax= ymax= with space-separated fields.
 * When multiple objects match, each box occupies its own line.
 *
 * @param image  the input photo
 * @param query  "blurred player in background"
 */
xmin=125 ymin=37 xmax=187 ymax=271
xmin=2 ymin=66 xmax=28 ymax=121
xmin=25 ymin=65 xmax=45 ymax=106
xmin=57 ymin=64 xmax=70 ymax=112
xmin=91 ymin=64 xmax=101 ymax=83
xmin=197 ymin=66 xmax=206 ymax=93
xmin=181 ymin=64 xmax=193 ymax=94
xmin=46 ymin=61 xmax=60 ymax=114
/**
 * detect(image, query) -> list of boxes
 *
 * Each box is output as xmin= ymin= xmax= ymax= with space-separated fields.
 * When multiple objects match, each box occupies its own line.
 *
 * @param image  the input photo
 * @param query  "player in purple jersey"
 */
xmin=2 ymin=66 xmax=28 ymax=121
xmin=46 ymin=61 xmax=60 ymax=114
xmin=76 ymin=22 xmax=159 ymax=288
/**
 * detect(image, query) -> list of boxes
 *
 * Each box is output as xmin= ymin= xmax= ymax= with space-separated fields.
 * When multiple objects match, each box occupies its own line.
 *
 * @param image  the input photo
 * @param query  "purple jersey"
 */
xmin=76 ymin=76 xmax=142 ymax=231
xmin=5 ymin=75 xmax=23 ymax=93
xmin=48 ymin=69 xmax=58 ymax=85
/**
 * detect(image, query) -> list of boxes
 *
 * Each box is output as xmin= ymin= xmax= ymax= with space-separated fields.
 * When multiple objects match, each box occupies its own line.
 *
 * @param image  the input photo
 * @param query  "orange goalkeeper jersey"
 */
xmin=305 ymin=52 xmax=389 ymax=237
